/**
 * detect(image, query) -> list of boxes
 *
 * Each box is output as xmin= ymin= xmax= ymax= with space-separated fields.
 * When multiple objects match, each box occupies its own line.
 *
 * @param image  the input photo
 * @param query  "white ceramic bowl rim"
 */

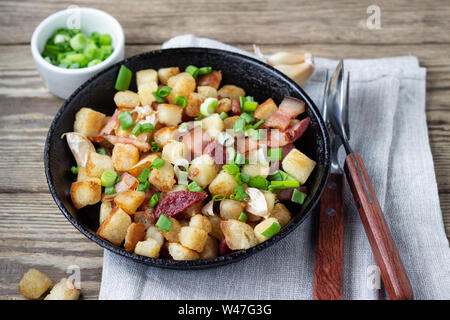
xmin=31 ymin=7 xmax=124 ymax=75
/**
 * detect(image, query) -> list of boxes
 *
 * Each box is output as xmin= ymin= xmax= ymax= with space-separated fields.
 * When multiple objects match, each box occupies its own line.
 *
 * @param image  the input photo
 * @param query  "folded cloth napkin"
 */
xmin=99 ymin=34 xmax=450 ymax=300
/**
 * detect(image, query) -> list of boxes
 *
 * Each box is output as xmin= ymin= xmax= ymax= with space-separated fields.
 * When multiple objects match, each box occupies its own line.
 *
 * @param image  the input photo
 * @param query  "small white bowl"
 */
xmin=31 ymin=7 xmax=125 ymax=99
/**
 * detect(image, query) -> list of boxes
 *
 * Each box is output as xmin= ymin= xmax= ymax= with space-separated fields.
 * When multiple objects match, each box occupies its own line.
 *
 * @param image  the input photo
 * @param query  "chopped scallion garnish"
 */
xmin=149 ymin=193 xmax=160 ymax=208
xmin=115 ymin=65 xmax=132 ymax=91
xmin=219 ymin=112 xmax=228 ymax=120
xmin=104 ymin=186 xmax=116 ymax=195
xmin=268 ymin=148 xmax=282 ymax=162
xmin=136 ymin=181 xmax=150 ymax=191
xmin=174 ymin=95 xmax=188 ymax=108
xmin=291 ymin=189 xmax=307 ymax=205
xmin=140 ymin=123 xmax=154 ymax=132
xmin=150 ymin=141 xmax=161 ymax=152
xmin=185 ymin=65 xmax=200 ymax=80
xmin=101 ymin=170 xmax=118 ymax=187
xmin=240 ymin=112 xmax=254 ymax=124
xmin=233 ymin=118 xmax=245 ymax=133
xmin=96 ymin=147 xmax=107 ymax=155
xmin=118 ymin=111 xmax=134 ymax=130
xmin=268 ymin=180 xmax=300 ymax=191
xmin=149 ymin=158 xmax=165 ymax=169
xmin=212 ymin=194 xmax=227 ymax=202
xmin=249 ymin=175 xmax=269 ymax=190
xmin=156 ymin=214 xmax=173 ymax=232
xmin=70 ymin=165 xmax=80 ymax=175
xmin=198 ymin=66 xmax=212 ymax=75
xmin=200 ymin=98 xmax=218 ymax=117
xmin=223 ymin=164 xmax=240 ymax=175
xmin=238 ymin=212 xmax=248 ymax=222
xmin=243 ymin=101 xmax=258 ymax=113
xmin=187 ymin=181 xmax=205 ymax=193
xmin=137 ymin=167 xmax=151 ymax=183
xmin=261 ymin=222 xmax=281 ymax=238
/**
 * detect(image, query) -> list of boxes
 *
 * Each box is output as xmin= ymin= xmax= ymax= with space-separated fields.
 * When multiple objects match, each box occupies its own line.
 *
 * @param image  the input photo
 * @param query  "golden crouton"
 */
xmin=124 ymin=223 xmax=147 ymax=251
xmin=148 ymin=161 xmax=176 ymax=192
xmin=70 ymin=178 xmax=102 ymax=209
xmin=219 ymin=199 xmax=245 ymax=220
xmin=185 ymin=92 xmax=204 ymax=117
xmin=241 ymin=163 xmax=270 ymax=178
xmin=270 ymin=203 xmax=292 ymax=228
xmin=44 ymin=278 xmax=80 ymax=300
xmin=99 ymin=200 xmax=113 ymax=224
xmin=145 ymin=225 xmax=164 ymax=247
xmin=168 ymin=242 xmax=200 ymax=260
xmin=223 ymin=115 xmax=241 ymax=130
xmin=179 ymin=226 xmax=208 ymax=252
xmin=220 ymin=219 xmax=257 ymax=250
xmin=217 ymin=85 xmax=245 ymax=100
xmin=216 ymin=98 xmax=232 ymax=113
xmin=166 ymin=72 xmax=196 ymax=104
xmin=202 ymin=113 xmax=224 ymax=140
xmin=199 ymin=236 xmax=219 ymax=260
xmin=208 ymin=214 xmax=224 ymax=240
xmin=85 ymin=152 xmax=114 ymax=178
xmin=188 ymin=154 xmax=218 ymax=188
xmin=197 ymin=86 xmax=218 ymax=99
xmin=162 ymin=140 xmax=187 ymax=164
xmin=134 ymin=239 xmax=161 ymax=258
xmin=157 ymin=104 xmax=183 ymax=126
xmin=209 ymin=170 xmax=239 ymax=196
xmin=136 ymin=69 xmax=158 ymax=106
xmin=161 ymin=216 xmax=181 ymax=242
xmin=189 ymin=214 xmax=212 ymax=233
xmin=114 ymin=190 xmax=146 ymax=214
xmin=158 ymin=67 xmax=180 ymax=85
xmin=114 ymin=90 xmax=140 ymax=108
xmin=73 ymin=107 xmax=106 ymax=137
xmin=97 ymin=207 xmax=132 ymax=246
xmin=18 ymin=268 xmax=52 ymax=299
xmin=263 ymin=191 xmax=276 ymax=214
xmin=153 ymin=126 xmax=179 ymax=147
xmin=281 ymin=148 xmax=316 ymax=184
xmin=127 ymin=153 xmax=161 ymax=177
xmin=254 ymin=98 xmax=278 ymax=120
xmin=112 ymin=143 xmax=140 ymax=171
xmin=254 ymin=217 xmax=280 ymax=243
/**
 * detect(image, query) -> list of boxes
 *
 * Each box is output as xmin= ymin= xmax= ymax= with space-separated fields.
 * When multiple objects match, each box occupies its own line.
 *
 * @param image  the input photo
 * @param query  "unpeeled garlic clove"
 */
xmin=267 ymin=52 xmax=312 ymax=66
xmin=62 ymin=132 xmax=95 ymax=167
xmin=245 ymin=187 xmax=269 ymax=218
xmin=274 ymin=59 xmax=315 ymax=86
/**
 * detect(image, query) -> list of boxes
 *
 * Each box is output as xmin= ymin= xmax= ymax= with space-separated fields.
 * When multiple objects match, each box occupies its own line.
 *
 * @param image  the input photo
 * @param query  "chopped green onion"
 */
xmin=104 ymin=186 xmax=116 ymax=195
xmin=150 ymin=141 xmax=161 ymax=152
xmin=95 ymin=147 xmax=106 ymax=155
xmin=240 ymin=112 xmax=254 ymax=124
xmin=268 ymin=170 xmax=297 ymax=182
xmin=149 ymin=158 xmax=165 ymax=169
xmin=140 ymin=123 xmax=154 ymax=132
xmin=69 ymin=33 xmax=87 ymax=50
xmin=249 ymin=175 xmax=269 ymax=190
xmin=87 ymin=59 xmax=102 ymax=67
xmin=70 ymin=165 xmax=79 ymax=175
xmin=212 ymin=194 xmax=227 ymax=202
xmin=223 ymin=164 xmax=240 ymax=175
xmin=238 ymin=212 xmax=248 ymax=223
xmin=261 ymin=222 xmax=281 ymax=238
xmin=149 ymin=193 xmax=161 ymax=208
xmin=291 ymin=189 xmax=307 ymax=205
xmin=99 ymin=34 xmax=112 ymax=46
xmin=101 ymin=170 xmax=118 ymax=187
xmin=115 ymin=175 xmax=121 ymax=184
xmin=157 ymin=86 xmax=172 ymax=97
xmin=235 ymin=172 xmax=250 ymax=185
xmin=243 ymin=101 xmax=259 ymax=113
xmin=188 ymin=181 xmax=205 ymax=193
xmin=198 ymin=66 xmax=212 ymax=75
xmin=233 ymin=185 xmax=249 ymax=201
xmin=233 ymin=118 xmax=245 ymax=133
xmin=115 ymin=65 xmax=132 ymax=91
xmin=131 ymin=124 xmax=142 ymax=136
xmin=200 ymin=98 xmax=218 ymax=117
xmin=268 ymin=180 xmax=300 ymax=191
xmin=137 ymin=167 xmax=151 ymax=183
xmin=185 ymin=65 xmax=200 ymax=80
xmin=136 ymin=181 xmax=151 ymax=191
xmin=245 ymin=96 xmax=254 ymax=102
xmin=194 ymin=115 xmax=204 ymax=121
xmin=219 ymin=112 xmax=228 ymax=120
xmin=118 ymin=111 xmax=134 ymax=130
xmin=156 ymin=214 xmax=173 ymax=232
xmin=152 ymin=92 xmax=165 ymax=103
xmin=178 ymin=122 xmax=189 ymax=133
xmin=268 ymin=148 xmax=282 ymax=162
xmin=174 ymin=95 xmax=188 ymax=108
xmin=239 ymin=96 xmax=246 ymax=108
xmin=252 ymin=119 xmax=265 ymax=129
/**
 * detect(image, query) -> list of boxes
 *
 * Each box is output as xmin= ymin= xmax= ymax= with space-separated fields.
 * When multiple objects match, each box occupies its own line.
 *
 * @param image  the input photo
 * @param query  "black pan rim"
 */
xmin=44 ymin=47 xmax=330 ymax=270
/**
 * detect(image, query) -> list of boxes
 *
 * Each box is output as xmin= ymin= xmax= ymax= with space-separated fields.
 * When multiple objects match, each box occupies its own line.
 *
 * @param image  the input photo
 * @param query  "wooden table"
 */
xmin=1 ymin=0 xmax=449 ymax=300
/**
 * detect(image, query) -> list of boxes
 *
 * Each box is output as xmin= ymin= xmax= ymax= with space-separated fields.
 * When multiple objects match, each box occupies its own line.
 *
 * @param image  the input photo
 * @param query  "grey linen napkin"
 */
xmin=99 ymin=35 xmax=450 ymax=300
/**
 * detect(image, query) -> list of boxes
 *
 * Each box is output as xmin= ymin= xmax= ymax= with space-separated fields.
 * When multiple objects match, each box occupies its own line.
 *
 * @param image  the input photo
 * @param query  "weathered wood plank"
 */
xmin=1 ymin=0 xmax=450 ymax=45
xmin=0 ymin=193 xmax=103 ymax=300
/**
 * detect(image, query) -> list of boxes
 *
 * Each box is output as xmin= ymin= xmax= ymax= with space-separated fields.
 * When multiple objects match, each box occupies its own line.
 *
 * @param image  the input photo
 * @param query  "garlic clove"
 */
xmin=62 ymin=132 xmax=95 ymax=167
xmin=267 ymin=52 xmax=312 ymax=66
xmin=245 ymin=187 xmax=269 ymax=218
xmin=202 ymin=200 xmax=215 ymax=216
xmin=274 ymin=59 xmax=315 ymax=86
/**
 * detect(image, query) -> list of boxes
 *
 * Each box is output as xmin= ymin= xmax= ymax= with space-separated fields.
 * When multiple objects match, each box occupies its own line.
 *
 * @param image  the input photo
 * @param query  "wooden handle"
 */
xmin=344 ymin=153 xmax=414 ymax=300
xmin=313 ymin=173 xmax=345 ymax=300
